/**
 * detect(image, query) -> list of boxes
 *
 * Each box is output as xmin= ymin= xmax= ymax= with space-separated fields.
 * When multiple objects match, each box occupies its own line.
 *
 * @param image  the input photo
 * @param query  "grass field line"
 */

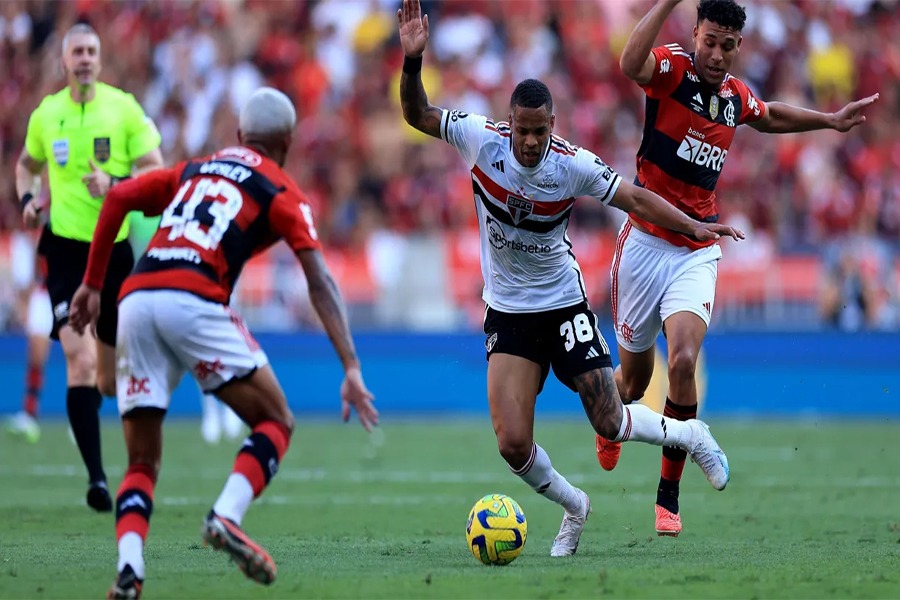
xmin=3 ymin=464 xmax=898 ymax=489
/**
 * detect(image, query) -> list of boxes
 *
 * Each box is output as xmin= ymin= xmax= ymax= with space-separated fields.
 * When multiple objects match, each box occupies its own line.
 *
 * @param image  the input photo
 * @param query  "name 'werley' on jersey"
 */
xmin=440 ymin=109 xmax=622 ymax=314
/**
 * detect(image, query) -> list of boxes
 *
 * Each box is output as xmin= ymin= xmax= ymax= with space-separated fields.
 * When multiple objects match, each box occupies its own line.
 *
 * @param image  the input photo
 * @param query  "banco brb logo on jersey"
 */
xmin=676 ymin=135 xmax=728 ymax=172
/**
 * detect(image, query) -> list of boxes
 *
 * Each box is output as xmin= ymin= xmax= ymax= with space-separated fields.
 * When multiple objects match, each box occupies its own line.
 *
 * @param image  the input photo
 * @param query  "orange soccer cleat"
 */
xmin=202 ymin=511 xmax=277 ymax=585
xmin=595 ymin=434 xmax=622 ymax=471
xmin=654 ymin=504 xmax=682 ymax=537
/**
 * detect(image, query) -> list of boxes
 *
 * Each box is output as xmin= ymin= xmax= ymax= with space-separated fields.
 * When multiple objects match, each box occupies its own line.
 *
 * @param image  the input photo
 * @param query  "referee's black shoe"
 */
xmin=87 ymin=480 xmax=113 ymax=512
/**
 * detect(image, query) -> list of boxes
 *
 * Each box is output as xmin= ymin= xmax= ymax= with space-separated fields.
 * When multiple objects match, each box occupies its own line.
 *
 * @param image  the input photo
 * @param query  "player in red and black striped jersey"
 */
xmin=596 ymin=0 xmax=880 ymax=537
xmin=69 ymin=88 xmax=377 ymax=598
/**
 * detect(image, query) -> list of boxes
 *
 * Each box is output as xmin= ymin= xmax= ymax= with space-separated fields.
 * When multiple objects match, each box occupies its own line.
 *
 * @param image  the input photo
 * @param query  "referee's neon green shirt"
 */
xmin=24 ymin=82 xmax=161 ymax=243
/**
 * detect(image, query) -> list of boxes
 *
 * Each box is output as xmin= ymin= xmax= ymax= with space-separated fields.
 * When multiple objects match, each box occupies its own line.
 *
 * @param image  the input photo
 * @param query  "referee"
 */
xmin=14 ymin=23 xmax=163 ymax=512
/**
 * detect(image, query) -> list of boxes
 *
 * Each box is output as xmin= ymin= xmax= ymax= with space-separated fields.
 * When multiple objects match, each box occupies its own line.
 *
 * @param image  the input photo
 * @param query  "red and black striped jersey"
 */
xmin=85 ymin=146 xmax=321 ymax=304
xmin=634 ymin=43 xmax=767 ymax=249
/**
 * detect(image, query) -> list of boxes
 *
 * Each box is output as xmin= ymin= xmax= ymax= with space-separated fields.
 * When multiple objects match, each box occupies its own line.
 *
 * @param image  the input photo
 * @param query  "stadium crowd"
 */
xmin=1 ymin=0 xmax=897 ymax=330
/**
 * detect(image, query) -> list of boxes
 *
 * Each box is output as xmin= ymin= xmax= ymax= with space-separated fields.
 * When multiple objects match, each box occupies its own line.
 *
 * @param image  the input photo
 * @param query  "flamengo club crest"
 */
xmin=709 ymin=95 xmax=719 ymax=121
xmin=506 ymin=195 xmax=533 ymax=224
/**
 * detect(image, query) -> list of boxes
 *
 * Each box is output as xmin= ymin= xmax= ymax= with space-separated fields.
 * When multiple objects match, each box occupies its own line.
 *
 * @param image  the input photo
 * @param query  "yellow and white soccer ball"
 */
xmin=465 ymin=494 xmax=527 ymax=565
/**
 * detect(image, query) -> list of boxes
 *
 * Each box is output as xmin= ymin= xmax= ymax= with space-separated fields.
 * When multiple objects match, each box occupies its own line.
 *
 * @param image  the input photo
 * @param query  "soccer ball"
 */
xmin=465 ymin=493 xmax=527 ymax=565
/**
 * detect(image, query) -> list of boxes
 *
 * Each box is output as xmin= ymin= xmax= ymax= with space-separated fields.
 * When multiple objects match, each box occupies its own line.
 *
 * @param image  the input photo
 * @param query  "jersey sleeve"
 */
xmin=24 ymin=102 xmax=46 ymax=162
xmin=123 ymin=93 xmax=162 ymax=161
xmin=84 ymin=167 xmax=180 ymax=289
xmin=735 ymin=79 xmax=767 ymax=125
xmin=641 ymin=44 xmax=691 ymax=99
xmin=571 ymin=148 xmax=622 ymax=206
xmin=439 ymin=109 xmax=488 ymax=169
xmin=268 ymin=187 xmax=323 ymax=254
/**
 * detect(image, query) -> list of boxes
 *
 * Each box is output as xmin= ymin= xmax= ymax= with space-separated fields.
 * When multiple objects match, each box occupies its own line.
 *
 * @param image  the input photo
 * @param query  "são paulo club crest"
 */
xmin=506 ymin=195 xmax=533 ymax=224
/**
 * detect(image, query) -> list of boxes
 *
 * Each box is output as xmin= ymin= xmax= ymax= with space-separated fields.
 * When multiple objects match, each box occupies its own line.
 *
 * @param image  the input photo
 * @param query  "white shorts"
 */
xmin=10 ymin=230 xmax=36 ymax=290
xmin=116 ymin=290 xmax=268 ymax=415
xmin=26 ymin=287 xmax=53 ymax=337
xmin=610 ymin=221 xmax=721 ymax=353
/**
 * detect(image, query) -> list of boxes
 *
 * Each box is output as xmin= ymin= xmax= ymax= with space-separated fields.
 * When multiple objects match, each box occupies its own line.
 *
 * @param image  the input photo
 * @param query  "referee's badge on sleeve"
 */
xmin=52 ymin=139 xmax=69 ymax=166
xmin=94 ymin=137 xmax=110 ymax=162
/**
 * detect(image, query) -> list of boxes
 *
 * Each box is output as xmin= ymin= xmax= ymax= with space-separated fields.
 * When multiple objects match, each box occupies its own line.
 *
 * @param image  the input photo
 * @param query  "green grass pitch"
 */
xmin=1 ymin=418 xmax=897 ymax=599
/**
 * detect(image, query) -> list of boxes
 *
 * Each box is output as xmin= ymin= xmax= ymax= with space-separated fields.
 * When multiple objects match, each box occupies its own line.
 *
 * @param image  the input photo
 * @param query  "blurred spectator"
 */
xmin=1 ymin=0 xmax=897 ymax=331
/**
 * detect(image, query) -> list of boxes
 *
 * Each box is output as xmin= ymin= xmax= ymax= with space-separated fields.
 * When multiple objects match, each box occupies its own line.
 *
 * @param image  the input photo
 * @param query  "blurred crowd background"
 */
xmin=1 ymin=0 xmax=897 ymax=333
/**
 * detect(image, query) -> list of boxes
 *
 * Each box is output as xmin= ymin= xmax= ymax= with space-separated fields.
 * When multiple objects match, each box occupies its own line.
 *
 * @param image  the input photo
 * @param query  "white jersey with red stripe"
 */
xmin=440 ymin=109 xmax=623 ymax=312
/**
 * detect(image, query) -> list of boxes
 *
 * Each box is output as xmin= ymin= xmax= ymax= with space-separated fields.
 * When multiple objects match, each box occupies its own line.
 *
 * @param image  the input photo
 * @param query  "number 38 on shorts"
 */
xmin=483 ymin=301 xmax=612 ymax=392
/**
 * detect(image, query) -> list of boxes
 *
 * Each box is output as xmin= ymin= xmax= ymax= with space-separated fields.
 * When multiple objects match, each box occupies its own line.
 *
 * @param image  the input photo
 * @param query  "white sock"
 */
xmin=509 ymin=443 xmax=582 ymax=514
xmin=212 ymin=473 xmax=254 ymax=525
xmin=117 ymin=532 xmax=145 ymax=579
xmin=613 ymin=404 xmax=693 ymax=449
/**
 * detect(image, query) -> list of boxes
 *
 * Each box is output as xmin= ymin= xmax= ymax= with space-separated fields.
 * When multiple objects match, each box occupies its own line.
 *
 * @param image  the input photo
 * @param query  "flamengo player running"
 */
xmin=596 ymin=0 xmax=879 ymax=538
xmin=69 ymin=88 xmax=378 ymax=598
xmin=398 ymin=0 xmax=744 ymax=558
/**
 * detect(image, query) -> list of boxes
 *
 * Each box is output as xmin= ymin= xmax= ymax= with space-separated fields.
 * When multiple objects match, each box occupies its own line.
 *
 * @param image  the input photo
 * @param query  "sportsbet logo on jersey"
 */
xmin=676 ymin=133 xmax=727 ymax=172
xmin=486 ymin=216 xmax=550 ymax=254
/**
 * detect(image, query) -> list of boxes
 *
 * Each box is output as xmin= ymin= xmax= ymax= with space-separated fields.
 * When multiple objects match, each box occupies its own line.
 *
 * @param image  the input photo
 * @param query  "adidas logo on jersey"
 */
xmin=692 ymin=92 xmax=703 ymax=106
xmin=585 ymin=347 xmax=600 ymax=360
xmin=491 ymin=160 xmax=505 ymax=173
xmin=676 ymin=135 xmax=728 ymax=172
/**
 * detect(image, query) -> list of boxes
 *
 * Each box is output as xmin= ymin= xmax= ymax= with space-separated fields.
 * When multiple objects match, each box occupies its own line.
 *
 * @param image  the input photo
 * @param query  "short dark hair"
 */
xmin=697 ymin=0 xmax=746 ymax=32
xmin=510 ymin=79 xmax=553 ymax=113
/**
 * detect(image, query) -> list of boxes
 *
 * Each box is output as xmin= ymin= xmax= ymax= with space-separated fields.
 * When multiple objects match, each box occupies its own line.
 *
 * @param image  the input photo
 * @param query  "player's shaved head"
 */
xmin=238 ymin=87 xmax=297 ymax=166
xmin=239 ymin=87 xmax=297 ymax=136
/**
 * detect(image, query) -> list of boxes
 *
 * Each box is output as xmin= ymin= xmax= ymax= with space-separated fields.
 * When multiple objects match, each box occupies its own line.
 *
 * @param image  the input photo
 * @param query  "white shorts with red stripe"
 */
xmin=610 ymin=221 xmax=721 ymax=353
xmin=116 ymin=290 xmax=268 ymax=415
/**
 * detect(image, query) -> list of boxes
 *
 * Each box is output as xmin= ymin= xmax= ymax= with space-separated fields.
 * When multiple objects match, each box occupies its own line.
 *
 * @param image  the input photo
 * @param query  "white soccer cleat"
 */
xmin=687 ymin=420 xmax=730 ymax=491
xmin=550 ymin=488 xmax=591 ymax=557
xmin=5 ymin=411 xmax=40 ymax=443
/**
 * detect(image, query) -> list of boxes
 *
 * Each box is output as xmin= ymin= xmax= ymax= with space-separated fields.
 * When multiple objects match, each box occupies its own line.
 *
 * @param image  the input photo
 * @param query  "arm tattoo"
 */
xmin=306 ymin=267 xmax=359 ymax=369
xmin=399 ymin=72 xmax=442 ymax=138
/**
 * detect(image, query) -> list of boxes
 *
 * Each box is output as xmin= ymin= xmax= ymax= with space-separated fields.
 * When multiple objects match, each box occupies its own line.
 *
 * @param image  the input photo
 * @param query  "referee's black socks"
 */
xmin=66 ymin=386 xmax=106 ymax=484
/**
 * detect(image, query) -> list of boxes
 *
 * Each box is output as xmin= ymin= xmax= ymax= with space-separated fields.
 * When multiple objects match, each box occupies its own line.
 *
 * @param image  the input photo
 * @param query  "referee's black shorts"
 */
xmin=37 ymin=225 xmax=134 ymax=345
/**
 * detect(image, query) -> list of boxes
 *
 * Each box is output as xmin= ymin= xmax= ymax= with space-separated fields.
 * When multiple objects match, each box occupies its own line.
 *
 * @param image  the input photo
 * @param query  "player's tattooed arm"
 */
xmin=397 ymin=0 xmax=443 ymax=139
xmin=574 ymin=368 xmax=622 ymax=439
xmin=296 ymin=249 xmax=361 ymax=372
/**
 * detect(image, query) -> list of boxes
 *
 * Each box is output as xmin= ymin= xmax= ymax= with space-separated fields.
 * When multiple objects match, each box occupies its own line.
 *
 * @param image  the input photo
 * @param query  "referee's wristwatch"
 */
xmin=19 ymin=192 xmax=34 ymax=212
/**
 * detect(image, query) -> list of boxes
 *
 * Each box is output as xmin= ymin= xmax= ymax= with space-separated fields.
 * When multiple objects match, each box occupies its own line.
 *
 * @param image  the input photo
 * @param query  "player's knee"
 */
xmin=667 ymin=348 xmax=697 ymax=383
xmin=65 ymin=350 xmax=97 ymax=384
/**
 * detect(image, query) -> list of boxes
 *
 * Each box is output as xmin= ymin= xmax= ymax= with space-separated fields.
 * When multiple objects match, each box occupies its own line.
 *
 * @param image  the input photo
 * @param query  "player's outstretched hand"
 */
xmin=69 ymin=283 xmax=101 ymax=336
xmin=82 ymin=160 xmax=112 ymax=198
xmin=397 ymin=0 xmax=429 ymax=58
xmin=341 ymin=366 xmax=379 ymax=432
xmin=692 ymin=223 xmax=745 ymax=242
xmin=832 ymin=93 xmax=879 ymax=132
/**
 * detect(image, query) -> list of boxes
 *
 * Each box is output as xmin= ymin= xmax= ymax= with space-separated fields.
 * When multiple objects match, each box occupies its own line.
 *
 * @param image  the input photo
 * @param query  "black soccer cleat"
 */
xmin=107 ymin=564 xmax=143 ymax=599
xmin=87 ymin=481 xmax=113 ymax=512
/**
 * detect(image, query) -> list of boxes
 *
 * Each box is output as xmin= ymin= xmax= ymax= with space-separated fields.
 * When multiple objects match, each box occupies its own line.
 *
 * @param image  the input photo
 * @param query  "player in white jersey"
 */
xmin=398 ymin=0 xmax=744 ymax=557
